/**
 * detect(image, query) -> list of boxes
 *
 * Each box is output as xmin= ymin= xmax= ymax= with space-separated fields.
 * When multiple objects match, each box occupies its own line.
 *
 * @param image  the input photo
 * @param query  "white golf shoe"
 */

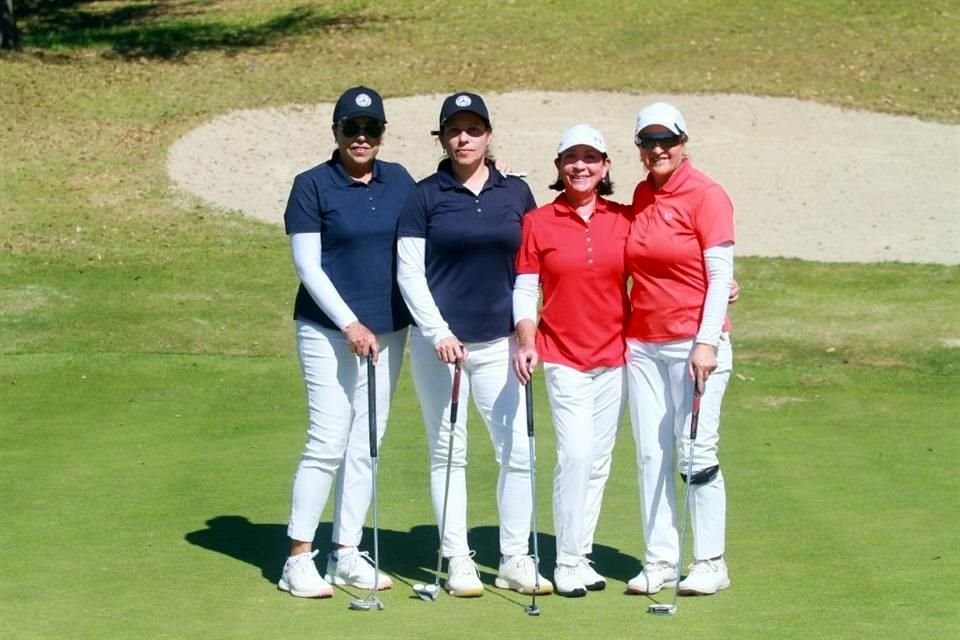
xmin=677 ymin=557 xmax=730 ymax=595
xmin=627 ymin=560 xmax=678 ymax=595
xmin=554 ymin=563 xmax=586 ymax=598
xmin=576 ymin=557 xmax=606 ymax=591
xmin=445 ymin=552 xmax=484 ymax=597
xmin=495 ymin=555 xmax=554 ymax=595
xmin=324 ymin=547 xmax=393 ymax=590
xmin=278 ymin=550 xmax=334 ymax=598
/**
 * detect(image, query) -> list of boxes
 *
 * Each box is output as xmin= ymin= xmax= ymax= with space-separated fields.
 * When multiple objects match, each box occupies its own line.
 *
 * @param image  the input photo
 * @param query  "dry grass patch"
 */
xmin=0 ymin=285 xmax=71 ymax=315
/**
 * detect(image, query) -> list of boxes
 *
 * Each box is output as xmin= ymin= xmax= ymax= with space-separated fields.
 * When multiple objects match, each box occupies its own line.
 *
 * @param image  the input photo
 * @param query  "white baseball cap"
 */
xmin=557 ymin=124 xmax=608 ymax=155
xmin=634 ymin=102 xmax=687 ymax=138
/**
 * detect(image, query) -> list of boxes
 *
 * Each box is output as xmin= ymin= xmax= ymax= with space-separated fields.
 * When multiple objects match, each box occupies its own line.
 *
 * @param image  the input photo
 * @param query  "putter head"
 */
xmin=349 ymin=596 xmax=384 ymax=611
xmin=412 ymin=583 xmax=440 ymax=601
xmin=525 ymin=604 xmax=541 ymax=617
xmin=648 ymin=603 xmax=677 ymax=616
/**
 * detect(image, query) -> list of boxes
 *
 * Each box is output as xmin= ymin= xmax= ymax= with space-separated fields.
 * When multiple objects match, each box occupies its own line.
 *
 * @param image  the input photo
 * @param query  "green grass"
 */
xmin=1 ymin=1 xmax=959 ymax=638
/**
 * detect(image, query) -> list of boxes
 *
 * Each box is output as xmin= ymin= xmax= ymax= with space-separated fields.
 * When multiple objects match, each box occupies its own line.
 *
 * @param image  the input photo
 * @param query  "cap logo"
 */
xmin=355 ymin=93 xmax=372 ymax=107
xmin=455 ymin=95 xmax=472 ymax=107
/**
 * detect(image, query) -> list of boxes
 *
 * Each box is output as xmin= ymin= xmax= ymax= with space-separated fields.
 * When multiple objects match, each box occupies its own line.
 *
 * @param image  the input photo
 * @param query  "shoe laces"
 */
xmin=289 ymin=550 xmax=320 ymax=577
xmin=340 ymin=549 xmax=375 ymax=573
xmin=338 ymin=548 xmax=372 ymax=564
xmin=449 ymin=551 xmax=479 ymax=578
xmin=645 ymin=560 xmax=676 ymax=575
xmin=577 ymin=557 xmax=602 ymax=577
xmin=688 ymin=558 xmax=721 ymax=575
xmin=506 ymin=554 xmax=538 ymax=576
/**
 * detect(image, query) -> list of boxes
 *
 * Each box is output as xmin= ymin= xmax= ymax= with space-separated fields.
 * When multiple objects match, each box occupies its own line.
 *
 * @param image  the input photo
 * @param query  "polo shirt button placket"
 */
xmin=585 ymin=224 xmax=592 ymax=264
xmin=475 ymin=197 xmax=481 ymax=215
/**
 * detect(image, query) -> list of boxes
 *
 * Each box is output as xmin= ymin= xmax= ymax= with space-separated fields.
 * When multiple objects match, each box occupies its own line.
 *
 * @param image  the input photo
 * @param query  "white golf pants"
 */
xmin=544 ymin=362 xmax=623 ymax=566
xmin=287 ymin=321 xmax=407 ymax=545
xmin=626 ymin=334 xmax=732 ymax=564
xmin=409 ymin=328 xmax=532 ymax=558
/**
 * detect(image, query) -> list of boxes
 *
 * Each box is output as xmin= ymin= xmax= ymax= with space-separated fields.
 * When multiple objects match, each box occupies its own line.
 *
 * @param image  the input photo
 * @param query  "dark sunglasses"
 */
xmin=340 ymin=120 xmax=384 ymax=138
xmin=636 ymin=133 xmax=683 ymax=150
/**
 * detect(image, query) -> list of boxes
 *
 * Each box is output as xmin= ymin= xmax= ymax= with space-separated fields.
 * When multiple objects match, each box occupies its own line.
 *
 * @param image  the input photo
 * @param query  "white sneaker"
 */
xmin=446 ymin=552 xmax=484 ymax=597
xmin=677 ymin=558 xmax=730 ymax=595
xmin=495 ymin=555 xmax=554 ymax=595
xmin=278 ymin=550 xmax=333 ymax=598
xmin=627 ymin=560 xmax=678 ymax=595
xmin=576 ymin=557 xmax=607 ymax=591
xmin=324 ymin=547 xmax=393 ymax=590
xmin=554 ymin=564 xmax=586 ymax=598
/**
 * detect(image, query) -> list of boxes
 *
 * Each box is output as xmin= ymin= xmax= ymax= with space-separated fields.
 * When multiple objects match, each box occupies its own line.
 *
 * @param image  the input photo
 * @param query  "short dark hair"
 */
xmin=549 ymin=173 xmax=614 ymax=196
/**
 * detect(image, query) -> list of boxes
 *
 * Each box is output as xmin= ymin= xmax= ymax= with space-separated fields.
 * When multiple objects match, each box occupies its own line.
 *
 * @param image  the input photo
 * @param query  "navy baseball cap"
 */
xmin=333 ymin=86 xmax=387 ymax=123
xmin=434 ymin=92 xmax=491 ymax=133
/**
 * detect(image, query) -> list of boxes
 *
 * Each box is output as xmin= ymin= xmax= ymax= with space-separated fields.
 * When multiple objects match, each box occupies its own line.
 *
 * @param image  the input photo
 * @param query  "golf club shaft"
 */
xmin=367 ymin=354 xmax=378 ymax=458
xmin=671 ymin=389 xmax=701 ymax=610
xmin=525 ymin=378 xmax=540 ymax=608
xmin=367 ymin=354 xmax=381 ymax=601
xmin=433 ymin=363 xmax=462 ymax=588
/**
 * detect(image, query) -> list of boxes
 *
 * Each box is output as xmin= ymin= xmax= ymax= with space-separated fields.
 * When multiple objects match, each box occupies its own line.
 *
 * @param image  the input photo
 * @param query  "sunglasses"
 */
xmin=636 ymin=133 xmax=683 ymax=150
xmin=340 ymin=120 xmax=384 ymax=138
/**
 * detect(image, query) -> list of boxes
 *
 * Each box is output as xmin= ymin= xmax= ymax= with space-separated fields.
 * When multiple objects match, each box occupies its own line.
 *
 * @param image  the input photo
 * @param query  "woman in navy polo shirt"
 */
xmin=278 ymin=86 xmax=415 ymax=599
xmin=396 ymin=92 xmax=552 ymax=598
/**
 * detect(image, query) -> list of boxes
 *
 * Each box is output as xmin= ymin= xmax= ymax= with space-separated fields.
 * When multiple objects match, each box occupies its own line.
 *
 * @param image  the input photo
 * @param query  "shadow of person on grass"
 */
xmin=186 ymin=516 xmax=455 ymax=586
xmin=185 ymin=516 xmax=641 ymax=589
xmin=466 ymin=525 xmax=641 ymax=586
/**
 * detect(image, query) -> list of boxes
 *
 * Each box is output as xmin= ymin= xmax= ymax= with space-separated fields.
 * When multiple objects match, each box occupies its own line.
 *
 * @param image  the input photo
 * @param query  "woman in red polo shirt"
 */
xmin=513 ymin=124 xmax=632 ymax=597
xmin=624 ymin=102 xmax=735 ymax=598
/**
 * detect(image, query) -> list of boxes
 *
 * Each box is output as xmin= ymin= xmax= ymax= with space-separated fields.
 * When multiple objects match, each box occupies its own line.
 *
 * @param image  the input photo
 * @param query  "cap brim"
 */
xmin=336 ymin=111 xmax=387 ymax=124
xmin=557 ymin=143 xmax=607 ymax=155
xmin=638 ymin=130 xmax=680 ymax=139
xmin=439 ymin=109 xmax=491 ymax=129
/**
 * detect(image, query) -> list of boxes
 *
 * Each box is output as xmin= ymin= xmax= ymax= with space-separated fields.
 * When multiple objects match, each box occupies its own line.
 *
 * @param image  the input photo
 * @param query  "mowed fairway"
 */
xmin=2 ymin=2 xmax=958 ymax=639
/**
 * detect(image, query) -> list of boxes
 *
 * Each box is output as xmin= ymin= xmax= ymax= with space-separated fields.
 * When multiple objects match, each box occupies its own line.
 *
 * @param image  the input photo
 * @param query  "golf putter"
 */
xmin=350 ymin=354 xmax=385 ymax=611
xmin=412 ymin=362 xmax=462 ymax=601
xmin=524 ymin=375 xmax=542 ymax=617
xmin=649 ymin=387 xmax=701 ymax=616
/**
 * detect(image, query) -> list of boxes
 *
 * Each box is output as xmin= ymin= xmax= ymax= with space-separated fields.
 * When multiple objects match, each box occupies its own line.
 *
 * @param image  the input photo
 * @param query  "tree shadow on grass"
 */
xmin=185 ymin=516 xmax=642 ymax=589
xmin=18 ymin=0 xmax=389 ymax=60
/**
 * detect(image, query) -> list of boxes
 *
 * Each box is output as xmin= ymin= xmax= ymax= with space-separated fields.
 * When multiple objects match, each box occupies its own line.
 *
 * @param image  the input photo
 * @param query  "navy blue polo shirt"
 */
xmin=397 ymin=159 xmax=537 ymax=342
xmin=284 ymin=151 xmax=415 ymax=334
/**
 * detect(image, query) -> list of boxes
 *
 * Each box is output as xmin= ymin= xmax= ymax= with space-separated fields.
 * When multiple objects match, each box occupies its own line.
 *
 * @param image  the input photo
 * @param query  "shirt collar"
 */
xmin=435 ymin=158 xmax=506 ymax=192
xmin=328 ymin=150 xmax=383 ymax=187
xmin=646 ymin=157 xmax=692 ymax=194
xmin=551 ymin=192 xmax=614 ymax=217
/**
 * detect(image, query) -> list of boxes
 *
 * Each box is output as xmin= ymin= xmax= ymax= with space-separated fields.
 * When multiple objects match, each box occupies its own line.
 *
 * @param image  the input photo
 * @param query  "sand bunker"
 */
xmin=168 ymin=91 xmax=959 ymax=264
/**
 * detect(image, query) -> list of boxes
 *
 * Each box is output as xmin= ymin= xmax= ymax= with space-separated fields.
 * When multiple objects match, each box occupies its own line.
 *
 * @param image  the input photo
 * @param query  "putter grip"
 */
xmin=367 ymin=354 xmax=377 ymax=458
xmin=450 ymin=364 xmax=462 ymax=425
xmin=525 ymin=379 xmax=534 ymax=437
xmin=690 ymin=390 xmax=701 ymax=441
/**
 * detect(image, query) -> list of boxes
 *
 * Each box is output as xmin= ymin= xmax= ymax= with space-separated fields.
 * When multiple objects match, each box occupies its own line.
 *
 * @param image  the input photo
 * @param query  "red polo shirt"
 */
xmin=516 ymin=194 xmax=632 ymax=371
xmin=626 ymin=159 xmax=734 ymax=342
